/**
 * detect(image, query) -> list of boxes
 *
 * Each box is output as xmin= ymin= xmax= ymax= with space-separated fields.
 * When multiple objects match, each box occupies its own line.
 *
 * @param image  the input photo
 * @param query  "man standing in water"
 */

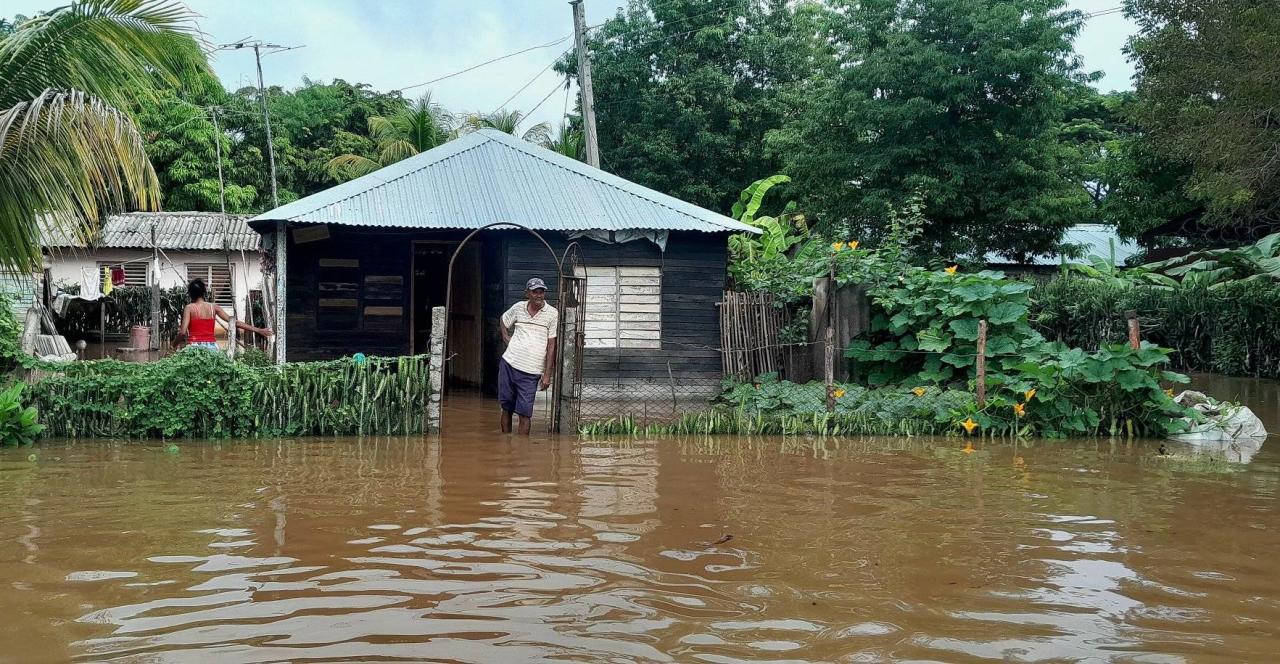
xmin=498 ymin=278 xmax=558 ymax=435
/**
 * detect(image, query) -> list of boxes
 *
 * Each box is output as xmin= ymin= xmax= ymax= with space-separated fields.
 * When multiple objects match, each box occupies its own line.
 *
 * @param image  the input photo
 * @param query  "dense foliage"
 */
xmin=0 ymin=383 xmax=43 ymax=446
xmin=27 ymin=351 xmax=432 ymax=438
xmin=1031 ymin=277 xmax=1280 ymax=379
xmin=1124 ymin=0 xmax=1280 ymax=238
xmin=771 ymin=0 xmax=1092 ymax=260
xmin=567 ymin=0 xmax=820 ymax=212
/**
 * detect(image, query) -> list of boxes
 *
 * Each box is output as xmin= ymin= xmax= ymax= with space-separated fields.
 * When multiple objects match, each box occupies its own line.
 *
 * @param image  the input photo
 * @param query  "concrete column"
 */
xmin=427 ymin=305 xmax=446 ymax=431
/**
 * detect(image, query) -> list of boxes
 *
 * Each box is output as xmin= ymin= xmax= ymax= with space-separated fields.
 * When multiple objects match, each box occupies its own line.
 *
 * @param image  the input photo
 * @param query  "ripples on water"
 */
xmin=2 ymin=430 xmax=1279 ymax=662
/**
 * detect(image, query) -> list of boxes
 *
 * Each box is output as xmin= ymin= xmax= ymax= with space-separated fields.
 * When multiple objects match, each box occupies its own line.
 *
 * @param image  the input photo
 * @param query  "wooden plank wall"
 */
xmin=285 ymin=227 xmax=413 ymax=361
xmin=502 ymin=231 xmax=726 ymax=385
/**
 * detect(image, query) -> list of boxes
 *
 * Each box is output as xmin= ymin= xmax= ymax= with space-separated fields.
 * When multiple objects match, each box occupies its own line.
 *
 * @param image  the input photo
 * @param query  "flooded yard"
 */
xmin=1 ymin=382 xmax=1278 ymax=663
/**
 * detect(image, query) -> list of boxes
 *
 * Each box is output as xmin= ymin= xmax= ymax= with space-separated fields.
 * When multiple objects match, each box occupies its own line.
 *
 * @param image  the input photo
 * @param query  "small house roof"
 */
xmin=986 ymin=224 xmax=1141 ymax=267
xmin=249 ymin=128 xmax=757 ymax=235
xmin=43 ymin=212 xmax=260 ymax=251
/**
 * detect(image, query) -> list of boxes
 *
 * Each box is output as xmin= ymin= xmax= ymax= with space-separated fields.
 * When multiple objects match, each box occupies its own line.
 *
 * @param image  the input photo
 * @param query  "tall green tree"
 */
xmin=568 ymin=0 xmax=824 ymax=211
xmin=326 ymin=93 xmax=456 ymax=182
xmin=133 ymin=88 xmax=257 ymax=212
xmin=1125 ymin=0 xmax=1280 ymax=238
xmin=0 ymin=0 xmax=207 ymax=271
xmin=771 ymin=0 xmax=1092 ymax=261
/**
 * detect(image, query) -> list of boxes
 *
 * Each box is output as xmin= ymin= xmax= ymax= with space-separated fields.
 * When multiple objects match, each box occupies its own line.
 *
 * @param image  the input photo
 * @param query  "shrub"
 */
xmin=26 ymin=351 xmax=431 ymax=438
xmin=847 ymin=267 xmax=1041 ymax=385
xmin=1030 ymin=277 xmax=1280 ymax=378
xmin=0 ymin=383 xmax=43 ymax=446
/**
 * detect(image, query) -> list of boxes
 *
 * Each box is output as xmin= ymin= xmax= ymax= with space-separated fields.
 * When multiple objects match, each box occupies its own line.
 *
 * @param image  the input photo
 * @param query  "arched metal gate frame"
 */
xmin=555 ymin=242 xmax=587 ymax=431
xmin=442 ymin=222 xmax=568 ymax=432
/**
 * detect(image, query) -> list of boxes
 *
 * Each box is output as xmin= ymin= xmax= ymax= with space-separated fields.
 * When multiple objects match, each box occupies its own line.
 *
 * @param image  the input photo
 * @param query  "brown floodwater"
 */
xmin=2 ymin=383 xmax=1278 ymax=663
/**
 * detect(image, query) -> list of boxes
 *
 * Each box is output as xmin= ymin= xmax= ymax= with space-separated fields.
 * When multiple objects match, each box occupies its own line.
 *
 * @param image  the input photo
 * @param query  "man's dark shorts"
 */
xmin=498 ymin=358 xmax=540 ymax=418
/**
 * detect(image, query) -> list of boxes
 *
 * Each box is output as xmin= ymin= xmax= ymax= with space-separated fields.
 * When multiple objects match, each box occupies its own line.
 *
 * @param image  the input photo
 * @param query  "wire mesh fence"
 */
xmin=572 ymin=376 xmax=724 ymax=426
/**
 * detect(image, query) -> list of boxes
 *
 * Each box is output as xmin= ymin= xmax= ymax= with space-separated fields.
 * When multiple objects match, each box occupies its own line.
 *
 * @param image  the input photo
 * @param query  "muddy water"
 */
xmin=2 ymin=397 xmax=1279 ymax=662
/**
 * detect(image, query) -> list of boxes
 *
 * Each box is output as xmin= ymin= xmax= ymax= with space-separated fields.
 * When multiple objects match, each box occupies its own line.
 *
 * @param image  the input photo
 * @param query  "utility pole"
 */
xmin=150 ymin=223 xmax=160 ymax=352
xmin=570 ymin=0 xmax=600 ymax=168
xmin=252 ymin=44 xmax=280 ymax=208
xmin=219 ymin=38 xmax=299 ymax=363
xmin=212 ymin=107 xmax=238 ymax=359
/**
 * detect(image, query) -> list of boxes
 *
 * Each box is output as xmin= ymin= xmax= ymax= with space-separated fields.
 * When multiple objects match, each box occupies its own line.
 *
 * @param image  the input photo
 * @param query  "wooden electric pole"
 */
xmin=570 ymin=0 xmax=600 ymax=168
xmin=219 ymin=39 xmax=299 ymax=363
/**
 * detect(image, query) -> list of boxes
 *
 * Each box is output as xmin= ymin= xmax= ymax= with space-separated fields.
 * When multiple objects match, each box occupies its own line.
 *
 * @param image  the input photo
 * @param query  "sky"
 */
xmin=6 ymin=0 xmax=1138 ymax=129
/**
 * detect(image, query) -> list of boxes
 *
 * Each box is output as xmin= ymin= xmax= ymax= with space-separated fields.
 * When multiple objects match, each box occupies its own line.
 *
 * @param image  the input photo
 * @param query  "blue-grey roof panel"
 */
xmin=250 ymin=129 xmax=757 ymax=234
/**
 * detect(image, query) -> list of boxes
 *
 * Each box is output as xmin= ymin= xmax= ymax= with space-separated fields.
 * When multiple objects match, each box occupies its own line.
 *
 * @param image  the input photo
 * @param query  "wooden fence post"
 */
xmin=824 ymin=324 xmax=835 ymax=412
xmin=976 ymin=319 xmax=988 ymax=409
xmin=1125 ymin=310 xmax=1141 ymax=350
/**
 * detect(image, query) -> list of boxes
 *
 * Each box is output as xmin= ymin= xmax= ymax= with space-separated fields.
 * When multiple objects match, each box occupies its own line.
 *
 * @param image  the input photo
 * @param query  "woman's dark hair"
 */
xmin=187 ymin=278 xmax=207 ymax=302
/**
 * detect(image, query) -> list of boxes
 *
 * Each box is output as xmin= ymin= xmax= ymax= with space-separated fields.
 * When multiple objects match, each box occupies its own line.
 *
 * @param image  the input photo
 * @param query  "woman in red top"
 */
xmin=178 ymin=278 xmax=272 ymax=351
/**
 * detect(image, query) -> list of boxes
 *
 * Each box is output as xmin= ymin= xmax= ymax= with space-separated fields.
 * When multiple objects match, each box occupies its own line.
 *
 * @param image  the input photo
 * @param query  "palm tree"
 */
xmin=464 ymin=109 xmax=552 ymax=146
xmin=544 ymin=123 xmax=585 ymax=161
xmin=325 ymin=93 xmax=456 ymax=182
xmin=0 ymin=0 xmax=206 ymax=272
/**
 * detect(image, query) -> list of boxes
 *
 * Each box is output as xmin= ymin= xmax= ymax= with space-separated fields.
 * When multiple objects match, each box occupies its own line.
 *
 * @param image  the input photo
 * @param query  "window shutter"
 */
xmin=185 ymin=263 xmax=235 ymax=307
xmin=577 ymin=266 xmax=660 ymax=349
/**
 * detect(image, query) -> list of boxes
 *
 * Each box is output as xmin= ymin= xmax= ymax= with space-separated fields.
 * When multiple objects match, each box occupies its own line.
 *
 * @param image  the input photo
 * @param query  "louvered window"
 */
xmin=97 ymin=261 xmax=148 ymax=287
xmin=185 ymin=263 xmax=234 ymax=307
xmin=578 ymin=266 xmax=661 ymax=349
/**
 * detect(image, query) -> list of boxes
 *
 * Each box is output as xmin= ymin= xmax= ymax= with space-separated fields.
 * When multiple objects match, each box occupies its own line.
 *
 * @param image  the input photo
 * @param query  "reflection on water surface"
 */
xmin=2 ymin=404 xmax=1279 ymax=662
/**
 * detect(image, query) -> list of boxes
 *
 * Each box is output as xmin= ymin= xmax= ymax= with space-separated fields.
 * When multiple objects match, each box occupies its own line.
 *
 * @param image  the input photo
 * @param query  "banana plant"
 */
xmin=727 ymin=174 xmax=808 ymax=264
xmin=1141 ymin=232 xmax=1280 ymax=288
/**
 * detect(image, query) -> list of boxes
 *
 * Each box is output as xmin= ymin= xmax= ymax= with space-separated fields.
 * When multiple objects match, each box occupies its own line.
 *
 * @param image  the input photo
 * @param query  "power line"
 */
xmin=1083 ymin=6 xmax=1124 ymax=19
xmin=522 ymin=78 xmax=569 ymax=125
xmin=492 ymin=50 xmax=567 ymax=114
xmin=396 ymin=34 xmax=572 ymax=93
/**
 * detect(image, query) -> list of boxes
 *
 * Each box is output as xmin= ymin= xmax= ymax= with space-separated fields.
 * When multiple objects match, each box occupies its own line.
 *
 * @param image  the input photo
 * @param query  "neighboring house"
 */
xmin=0 ymin=269 xmax=38 ymax=322
xmin=249 ymin=128 xmax=757 ymax=398
xmin=42 ymin=212 xmax=264 ymax=316
xmin=985 ymin=223 xmax=1143 ymax=274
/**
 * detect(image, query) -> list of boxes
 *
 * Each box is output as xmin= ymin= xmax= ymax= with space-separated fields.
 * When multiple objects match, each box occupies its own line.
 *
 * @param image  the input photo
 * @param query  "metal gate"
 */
xmin=552 ymin=242 xmax=586 ymax=432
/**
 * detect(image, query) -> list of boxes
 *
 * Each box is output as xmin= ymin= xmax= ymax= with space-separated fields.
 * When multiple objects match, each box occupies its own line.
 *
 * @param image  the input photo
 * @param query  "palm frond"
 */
xmin=324 ymin=153 xmax=382 ymax=183
xmin=378 ymin=139 xmax=418 ymax=165
xmin=0 ymin=0 xmax=207 ymax=109
xmin=0 ymin=89 xmax=159 ymax=271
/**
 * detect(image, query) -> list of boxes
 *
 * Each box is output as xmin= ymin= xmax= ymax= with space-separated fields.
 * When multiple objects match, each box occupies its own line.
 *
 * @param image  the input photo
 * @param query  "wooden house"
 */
xmin=249 ymin=129 xmax=755 ymax=401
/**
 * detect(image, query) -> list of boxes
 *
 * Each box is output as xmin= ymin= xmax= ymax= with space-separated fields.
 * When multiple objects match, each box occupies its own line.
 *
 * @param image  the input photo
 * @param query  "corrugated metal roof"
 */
xmin=43 ymin=212 xmax=260 ymax=251
xmin=986 ymin=224 xmax=1141 ymax=266
xmin=249 ymin=128 xmax=758 ymax=234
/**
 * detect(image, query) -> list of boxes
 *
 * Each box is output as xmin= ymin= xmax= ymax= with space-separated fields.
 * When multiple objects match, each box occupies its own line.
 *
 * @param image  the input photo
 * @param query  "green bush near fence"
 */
xmin=26 ymin=350 xmax=432 ymax=439
xmin=1030 ymin=278 xmax=1280 ymax=379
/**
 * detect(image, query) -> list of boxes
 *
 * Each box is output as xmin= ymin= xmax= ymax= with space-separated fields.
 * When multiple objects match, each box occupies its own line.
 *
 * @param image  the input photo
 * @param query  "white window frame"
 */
xmin=578 ymin=266 xmax=661 ymax=349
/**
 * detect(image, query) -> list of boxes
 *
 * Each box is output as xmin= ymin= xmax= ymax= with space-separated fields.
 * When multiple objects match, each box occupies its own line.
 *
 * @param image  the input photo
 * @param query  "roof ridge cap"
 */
xmin=483 ymin=132 xmax=748 ymax=232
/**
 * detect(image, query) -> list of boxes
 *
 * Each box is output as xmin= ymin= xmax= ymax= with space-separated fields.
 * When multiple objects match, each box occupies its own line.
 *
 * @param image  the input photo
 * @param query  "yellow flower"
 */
xmin=961 ymin=417 xmax=978 ymax=434
xmin=832 ymin=241 xmax=846 ymax=251
xmin=945 ymin=265 xmax=959 ymax=275
xmin=1164 ymin=388 xmax=1175 ymax=397
xmin=847 ymin=240 xmax=859 ymax=250
xmin=1013 ymin=402 xmax=1026 ymax=418
xmin=833 ymin=388 xmax=847 ymax=398
xmin=911 ymin=386 xmax=927 ymax=397
xmin=962 ymin=442 xmax=975 ymax=455
xmin=1024 ymin=388 xmax=1037 ymax=401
